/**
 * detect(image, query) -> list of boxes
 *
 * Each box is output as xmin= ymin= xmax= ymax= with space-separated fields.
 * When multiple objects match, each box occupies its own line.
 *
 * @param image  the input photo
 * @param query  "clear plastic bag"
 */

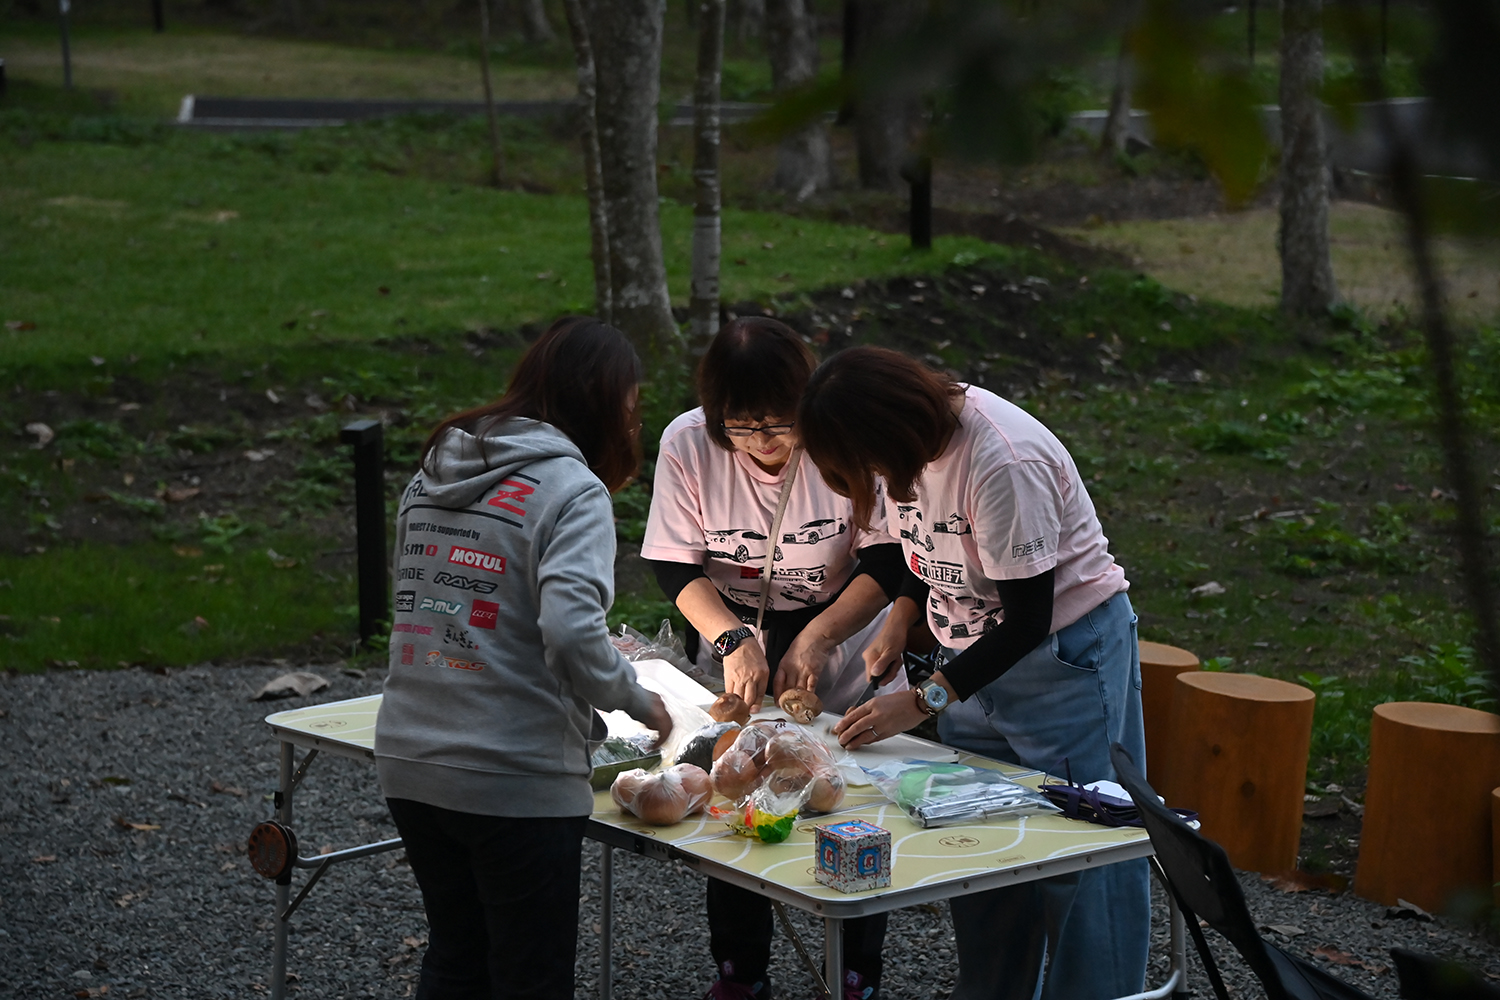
xmin=610 ymin=763 xmax=713 ymax=825
xmin=612 ymin=620 xmax=719 ymax=688
xmin=862 ymin=759 xmax=1059 ymax=828
xmin=707 ymin=721 xmax=848 ymax=840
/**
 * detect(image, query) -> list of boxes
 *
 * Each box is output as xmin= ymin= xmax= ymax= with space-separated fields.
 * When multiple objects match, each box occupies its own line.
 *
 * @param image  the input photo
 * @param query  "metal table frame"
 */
xmin=261 ymin=709 xmax=1188 ymax=1000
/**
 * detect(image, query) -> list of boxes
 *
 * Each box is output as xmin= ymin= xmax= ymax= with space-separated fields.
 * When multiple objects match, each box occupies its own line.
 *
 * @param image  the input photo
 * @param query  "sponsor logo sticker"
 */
xmin=444 ymin=625 xmax=479 ymax=650
xmin=400 ymin=643 xmax=414 ymax=665
xmin=433 ymin=571 xmax=498 ymax=594
xmin=398 ymin=567 xmax=424 ymax=581
xmin=395 ymin=590 xmax=416 ymax=613
xmin=469 ymin=599 xmax=499 ymax=630
xmin=425 ymin=650 xmax=485 ymax=671
xmin=403 ymin=542 xmax=440 ymax=557
xmin=448 ymin=545 xmax=506 ymax=575
xmin=419 ymin=597 xmax=463 ymax=615
xmin=1010 ymin=537 xmax=1046 ymax=559
xmin=393 ymin=623 xmax=434 ymax=635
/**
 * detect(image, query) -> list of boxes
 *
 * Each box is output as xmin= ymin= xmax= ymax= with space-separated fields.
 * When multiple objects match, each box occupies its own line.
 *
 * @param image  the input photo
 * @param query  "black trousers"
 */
xmin=707 ymin=873 xmax=888 ymax=990
xmin=386 ymin=798 xmax=587 ymax=1000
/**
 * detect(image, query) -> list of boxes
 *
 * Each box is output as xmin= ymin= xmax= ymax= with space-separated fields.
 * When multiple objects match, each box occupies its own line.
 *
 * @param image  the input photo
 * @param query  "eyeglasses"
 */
xmin=721 ymin=421 xmax=796 ymax=438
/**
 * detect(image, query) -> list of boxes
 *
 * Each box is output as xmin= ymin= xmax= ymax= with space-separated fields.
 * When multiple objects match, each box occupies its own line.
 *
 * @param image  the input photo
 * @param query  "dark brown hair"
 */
xmin=798 ymin=346 xmax=961 ymax=530
xmin=696 ymin=317 xmax=817 ymax=451
xmin=421 ymin=316 xmax=642 ymax=492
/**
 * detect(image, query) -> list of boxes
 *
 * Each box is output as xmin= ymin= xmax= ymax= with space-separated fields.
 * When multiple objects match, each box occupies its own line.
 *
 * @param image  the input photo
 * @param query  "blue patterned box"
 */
xmin=814 ymin=820 xmax=892 ymax=892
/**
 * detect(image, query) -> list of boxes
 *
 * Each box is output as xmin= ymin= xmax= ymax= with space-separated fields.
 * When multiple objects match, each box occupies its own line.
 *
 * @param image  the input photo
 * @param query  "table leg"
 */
xmin=600 ymin=845 xmax=614 ymax=1000
xmin=271 ymin=740 xmax=294 ymax=1000
xmin=822 ymin=916 xmax=843 ymax=1000
xmin=1169 ymin=892 xmax=1187 ymax=1000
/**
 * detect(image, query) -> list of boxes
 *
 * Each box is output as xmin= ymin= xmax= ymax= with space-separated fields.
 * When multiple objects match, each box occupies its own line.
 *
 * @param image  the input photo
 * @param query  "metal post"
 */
xmin=271 ymin=741 xmax=294 ymax=1000
xmin=59 ymin=0 xmax=73 ymax=90
xmin=907 ymin=155 xmax=932 ymax=251
xmin=822 ymin=916 xmax=843 ymax=1000
xmin=340 ymin=420 xmax=387 ymax=647
xmin=1169 ymin=889 xmax=1188 ymax=999
xmin=152 ymin=0 xmax=165 ymax=32
xmin=600 ymin=846 xmax=614 ymax=1000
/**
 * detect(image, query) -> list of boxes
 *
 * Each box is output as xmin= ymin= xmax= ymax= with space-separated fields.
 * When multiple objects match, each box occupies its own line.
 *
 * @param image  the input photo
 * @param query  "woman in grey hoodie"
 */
xmin=375 ymin=317 xmax=672 ymax=1000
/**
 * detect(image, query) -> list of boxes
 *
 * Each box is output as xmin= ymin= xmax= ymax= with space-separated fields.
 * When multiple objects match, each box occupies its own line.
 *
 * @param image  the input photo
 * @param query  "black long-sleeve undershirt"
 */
xmin=904 ymin=568 xmax=1055 ymax=702
xmin=647 ymin=542 xmax=905 ymax=605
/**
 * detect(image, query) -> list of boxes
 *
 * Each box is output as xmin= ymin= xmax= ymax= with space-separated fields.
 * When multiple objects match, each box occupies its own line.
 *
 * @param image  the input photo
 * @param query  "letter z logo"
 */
xmin=487 ymin=479 xmax=536 ymax=517
xmin=434 ymin=571 xmax=498 ymax=594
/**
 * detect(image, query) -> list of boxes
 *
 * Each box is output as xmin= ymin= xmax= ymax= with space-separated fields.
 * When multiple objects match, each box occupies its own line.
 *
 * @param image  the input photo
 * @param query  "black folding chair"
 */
xmin=1392 ymin=947 xmax=1500 ymax=999
xmin=1109 ymin=742 xmax=1377 ymax=1000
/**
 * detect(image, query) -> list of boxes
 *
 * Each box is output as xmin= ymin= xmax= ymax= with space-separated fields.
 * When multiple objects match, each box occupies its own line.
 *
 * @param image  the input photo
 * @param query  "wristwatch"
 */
xmin=711 ymin=626 xmax=755 ymax=662
xmin=915 ymin=677 xmax=950 ymax=717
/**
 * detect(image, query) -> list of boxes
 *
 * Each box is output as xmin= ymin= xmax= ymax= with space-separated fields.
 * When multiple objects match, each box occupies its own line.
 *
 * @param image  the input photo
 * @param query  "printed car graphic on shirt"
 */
xmin=705 ymin=528 xmax=783 ymax=564
xmin=780 ymin=518 xmax=847 ymax=545
xmin=778 ymin=585 xmax=821 ymax=607
xmin=931 ymin=513 xmax=973 ymax=536
xmin=900 ymin=523 xmax=936 ymax=553
xmin=771 ymin=564 xmax=828 ymax=586
xmin=895 ymin=504 xmax=922 ymax=523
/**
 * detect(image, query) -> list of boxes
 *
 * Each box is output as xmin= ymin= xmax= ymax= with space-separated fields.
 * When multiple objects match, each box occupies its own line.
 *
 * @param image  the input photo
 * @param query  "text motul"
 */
xmin=447 ymin=545 xmax=506 ymax=575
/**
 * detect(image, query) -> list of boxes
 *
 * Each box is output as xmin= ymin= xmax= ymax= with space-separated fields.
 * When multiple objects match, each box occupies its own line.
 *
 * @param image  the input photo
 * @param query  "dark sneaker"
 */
xmin=701 ymin=961 xmax=773 ymax=1000
xmin=843 ymin=970 xmax=878 ymax=1000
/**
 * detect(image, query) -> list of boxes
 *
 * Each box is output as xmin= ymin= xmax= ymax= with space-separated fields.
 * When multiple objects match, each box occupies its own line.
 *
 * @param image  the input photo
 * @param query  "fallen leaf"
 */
xmin=212 ymin=210 xmax=238 ymax=223
xmin=113 ymin=816 xmax=161 ymax=832
xmin=252 ymin=671 xmax=330 ymax=701
xmin=1312 ymin=945 xmax=1360 ymax=966
xmin=263 ymin=389 xmax=281 ymax=404
xmin=90 ymin=355 xmax=106 ymax=366
xmin=244 ymin=448 xmax=275 ymax=462
xmin=25 ymin=422 xmax=54 ymax=448
xmin=162 ymin=485 xmax=200 ymax=503
xmin=172 ymin=545 xmax=203 ymax=558
xmin=210 ymin=781 xmax=247 ymax=797
xmin=761 ymin=241 xmax=774 ymax=250
xmin=378 ymin=286 xmax=390 ymax=295
xmin=1263 ymin=870 xmax=1348 ymax=893
xmin=280 ymin=319 xmax=298 ymax=331
xmin=1388 ymin=899 xmax=1434 ymax=922
xmin=32 ymin=854 xmax=58 ymax=863
xmin=1261 ymin=923 xmax=1304 ymax=937
xmin=1190 ymin=581 xmax=1227 ymax=598
xmin=266 ymin=548 xmax=298 ymax=569
xmin=6 ymin=320 xmax=37 ymax=331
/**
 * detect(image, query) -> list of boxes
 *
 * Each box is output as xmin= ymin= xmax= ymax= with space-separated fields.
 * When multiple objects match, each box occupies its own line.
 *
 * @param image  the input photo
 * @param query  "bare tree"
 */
xmin=850 ymin=0 xmax=914 ymax=190
xmin=561 ymin=0 xmax=611 ymax=322
xmin=589 ymin=0 xmax=677 ymax=353
xmin=1099 ymin=33 xmax=1133 ymax=157
xmin=728 ymin=0 xmax=764 ymax=44
xmin=479 ymin=0 xmax=506 ymax=187
xmin=1278 ymin=0 xmax=1339 ymax=314
xmin=517 ymin=0 xmax=556 ymax=43
xmin=691 ymin=0 xmax=728 ymax=345
xmin=765 ymin=0 xmax=831 ymax=200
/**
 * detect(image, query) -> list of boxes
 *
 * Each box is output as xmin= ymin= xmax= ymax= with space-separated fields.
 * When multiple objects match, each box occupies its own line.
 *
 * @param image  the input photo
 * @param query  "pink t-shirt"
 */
xmin=888 ymin=386 xmax=1127 ymax=649
xmin=643 ymin=408 xmax=890 ymax=611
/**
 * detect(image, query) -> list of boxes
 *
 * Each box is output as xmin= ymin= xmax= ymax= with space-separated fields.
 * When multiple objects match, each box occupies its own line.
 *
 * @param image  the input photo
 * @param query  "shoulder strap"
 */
xmin=754 ymin=446 xmax=802 ymax=636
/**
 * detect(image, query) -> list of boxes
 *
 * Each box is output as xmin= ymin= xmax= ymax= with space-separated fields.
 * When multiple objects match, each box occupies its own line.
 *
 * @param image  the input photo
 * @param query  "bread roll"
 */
xmin=709 ymin=692 xmax=752 ymax=725
xmin=610 ymin=768 xmax=650 ymax=811
xmin=763 ymin=764 xmax=812 ymax=798
xmin=711 ymin=748 xmax=760 ymax=801
xmin=633 ymin=776 xmax=691 ymax=825
xmin=806 ymin=770 xmax=846 ymax=813
xmin=671 ymin=763 xmax=712 ymax=807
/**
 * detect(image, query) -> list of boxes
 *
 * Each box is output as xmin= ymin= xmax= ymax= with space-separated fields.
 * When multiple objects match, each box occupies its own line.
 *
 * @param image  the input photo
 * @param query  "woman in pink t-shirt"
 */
xmin=642 ymin=319 xmax=906 ymax=1000
xmin=801 ymin=346 xmax=1149 ymax=1000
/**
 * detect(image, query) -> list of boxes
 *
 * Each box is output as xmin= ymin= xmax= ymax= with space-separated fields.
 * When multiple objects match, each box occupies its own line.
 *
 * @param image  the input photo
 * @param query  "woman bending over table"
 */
xmin=802 ymin=346 xmax=1149 ymax=1000
xmin=641 ymin=318 xmax=908 ymax=1000
xmin=374 ymin=317 xmax=672 ymax=1000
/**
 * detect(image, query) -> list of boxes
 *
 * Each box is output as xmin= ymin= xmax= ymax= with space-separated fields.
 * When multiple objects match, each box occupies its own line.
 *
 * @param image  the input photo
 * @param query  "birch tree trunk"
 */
xmin=765 ymin=0 xmax=831 ymax=200
xmin=517 ymin=0 xmax=556 ymax=43
xmin=728 ymin=0 xmax=764 ymax=44
xmin=590 ymin=0 xmax=677 ymax=353
xmin=690 ymin=0 xmax=727 ymax=345
xmin=561 ymin=0 xmax=611 ymax=323
xmin=1278 ymin=0 xmax=1338 ymax=314
xmin=479 ymin=0 xmax=506 ymax=187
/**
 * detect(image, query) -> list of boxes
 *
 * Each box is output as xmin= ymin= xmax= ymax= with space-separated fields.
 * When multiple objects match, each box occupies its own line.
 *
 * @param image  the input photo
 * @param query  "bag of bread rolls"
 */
xmin=610 ymin=763 xmax=713 ymax=826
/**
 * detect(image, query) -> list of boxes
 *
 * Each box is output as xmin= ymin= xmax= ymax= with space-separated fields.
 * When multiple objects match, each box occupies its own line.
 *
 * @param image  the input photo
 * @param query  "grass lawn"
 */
xmin=1065 ymin=202 xmax=1500 ymax=324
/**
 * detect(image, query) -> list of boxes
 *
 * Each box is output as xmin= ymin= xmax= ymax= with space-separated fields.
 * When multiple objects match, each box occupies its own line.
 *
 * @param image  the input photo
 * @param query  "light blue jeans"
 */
xmin=937 ymin=591 xmax=1150 ymax=1000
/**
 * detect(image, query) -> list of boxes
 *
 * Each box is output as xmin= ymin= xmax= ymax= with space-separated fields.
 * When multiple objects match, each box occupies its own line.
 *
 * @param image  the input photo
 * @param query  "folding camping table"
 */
xmin=259 ymin=695 xmax=1186 ymax=1000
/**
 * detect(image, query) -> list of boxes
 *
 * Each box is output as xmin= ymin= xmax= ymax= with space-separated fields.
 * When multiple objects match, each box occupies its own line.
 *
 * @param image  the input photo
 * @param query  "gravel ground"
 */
xmin=2 ymin=664 xmax=1497 ymax=999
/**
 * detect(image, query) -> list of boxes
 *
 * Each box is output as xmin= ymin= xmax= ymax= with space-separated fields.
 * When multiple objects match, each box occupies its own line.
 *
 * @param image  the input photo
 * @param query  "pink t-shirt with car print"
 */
xmin=642 ymin=408 xmax=889 ymax=611
xmin=888 ymin=385 xmax=1127 ymax=650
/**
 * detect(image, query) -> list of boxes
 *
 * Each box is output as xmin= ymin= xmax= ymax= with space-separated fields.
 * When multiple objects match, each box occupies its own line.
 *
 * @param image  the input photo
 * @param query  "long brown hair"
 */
xmin=696 ymin=317 xmax=817 ymax=451
xmin=798 ymin=346 xmax=961 ymax=530
xmin=421 ymin=316 xmax=642 ymax=492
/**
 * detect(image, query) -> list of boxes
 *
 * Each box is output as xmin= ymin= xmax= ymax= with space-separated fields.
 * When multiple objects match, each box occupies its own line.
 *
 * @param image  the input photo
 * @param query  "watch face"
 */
xmin=923 ymin=682 xmax=948 ymax=710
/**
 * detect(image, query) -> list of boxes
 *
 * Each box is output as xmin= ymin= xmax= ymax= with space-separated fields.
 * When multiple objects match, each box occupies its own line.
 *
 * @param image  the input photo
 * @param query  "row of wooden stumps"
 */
xmin=1139 ymin=640 xmax=1500 ymax=915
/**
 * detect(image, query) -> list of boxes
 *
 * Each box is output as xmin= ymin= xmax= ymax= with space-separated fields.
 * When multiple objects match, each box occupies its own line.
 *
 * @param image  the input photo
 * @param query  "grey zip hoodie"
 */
xmin=374 ymin=417 xmax=656 ymax=817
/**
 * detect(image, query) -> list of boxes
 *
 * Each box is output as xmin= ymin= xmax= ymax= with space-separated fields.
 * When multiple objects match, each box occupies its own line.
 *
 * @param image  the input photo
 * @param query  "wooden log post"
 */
xmin=1166 ymin=672 xmax=1315 ymax=873
xmin=1136 ymin=640 xmax=1200 ymax=799
xmin=1354 ymin=702 xmax=1500 ymax=912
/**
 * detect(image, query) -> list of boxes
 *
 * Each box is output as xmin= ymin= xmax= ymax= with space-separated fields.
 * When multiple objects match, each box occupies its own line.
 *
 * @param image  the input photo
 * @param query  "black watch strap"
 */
xmin=712 ymin=626 xmax=755 ymax=662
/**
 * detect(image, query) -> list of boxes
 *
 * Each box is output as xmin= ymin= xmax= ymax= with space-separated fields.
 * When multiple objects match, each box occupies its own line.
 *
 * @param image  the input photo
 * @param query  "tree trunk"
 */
xmin=765 ymin=0 xmax=831 ymax=200
xmin=690 ymin=0 xmax=727 ymax=346
xmin=479 ymin=0 xmax=506 ymax=187
xmin=561 ymin=0 xmax=611 ymax=324
xmin=728 ymin=0 xmax=764 ymax=44
xmin=1278 ymin=0 xmax=1338 ymax=315
xmin=851 ymin=0 xmax=912 ymax=190
xmin=590 ymin=0 xmax=677 ymax=354
xmin=517 ymin=0 xmax=556 ymax=43
xmin=1099 ymin=32 xmax=1133 ymax=157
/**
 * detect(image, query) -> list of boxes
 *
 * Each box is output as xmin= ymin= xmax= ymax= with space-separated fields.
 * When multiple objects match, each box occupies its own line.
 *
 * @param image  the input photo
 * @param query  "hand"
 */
xmin=639 ymin=692 xmax=674 ymax=749
xmin=861 ymin=616 xmax=907 ymax=685
xmin=723 ymin=640 xmax=771 ymax=711
xmin=773 ymin=630 xmax=833 ymax=700
xmin=833 ymin=690 xmax=928 ymax=750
